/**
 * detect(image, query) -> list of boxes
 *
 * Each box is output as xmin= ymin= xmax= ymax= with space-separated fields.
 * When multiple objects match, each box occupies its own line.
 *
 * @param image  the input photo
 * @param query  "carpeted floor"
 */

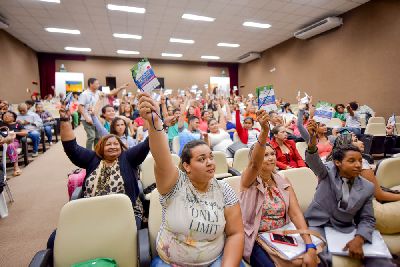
xmin=0 ymin=126 xmax=86 ymax=267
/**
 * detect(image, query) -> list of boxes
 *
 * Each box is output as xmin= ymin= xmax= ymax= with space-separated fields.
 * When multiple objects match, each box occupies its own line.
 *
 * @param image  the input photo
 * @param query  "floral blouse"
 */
xmin=259 ymin=186 xmax=287 ymax=232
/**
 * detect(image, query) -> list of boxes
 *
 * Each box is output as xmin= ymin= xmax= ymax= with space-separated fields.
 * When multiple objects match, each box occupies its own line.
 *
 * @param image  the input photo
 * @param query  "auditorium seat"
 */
xmin=326 ymin=118 xmax=343 ymax=128
xmin=213 ymin=151 xmax=240 ymax=179
xmin=232 ymin=148 xmax=250 ymax=173
xmin=368 ymin=117 xmax=385 ymax=124
xmin=295 ymin=142 xmax=307 ymax=161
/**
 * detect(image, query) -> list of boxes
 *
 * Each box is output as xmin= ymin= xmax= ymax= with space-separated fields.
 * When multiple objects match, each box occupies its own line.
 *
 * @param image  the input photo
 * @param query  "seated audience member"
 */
xmin=358 ymin=104 xmax=375 ymax=124
xmin=92 ymin=115 xmax=136 ymax=148
xmin=235 ymin=106 xmax=259 ymax=148
xmin=25 ymin=100 xmax=35 ymax=112
xmin=59 ymin=106 xmax=149 ymax=227
xmin=120 ymin=102 xmax=135 ymax=120
xmin=17 ymin=103 xmax=42 ymax=157
xmin=297 ymin=108 xmax=334 ymax=160
xmin=0 ymin=101 xmax=9 ymax=116
xmin=208 ymin=116 xmax=234 ymax=157
xmin=342 ymin=102 xmax=362 ymax=136
xmin=270 ymin=125 xmax=306 ymax=170
xmin=199 ymin=109 xmax=212 ymax=132
xmin=0 ymin=111 xmax=28 ymax=176
xmin=166 ymin=108 xmax=187 ymax=150
xmin=137 ymin=93 xmax=245 ymax=267
xmin=281 ymin=102 xmax=294 ymax=115
xmin=333 ymin=104 xmax=347 ymax=125
xmin=240 ymin=110 xmax=318 ymax=267
xmin=35 ymin=103 xmax=55 ymax=146
xmin=178 ymin=115 xmax=208 ymax=156
xmin=304 ymin=121 xmax=396 ymax=267
xmin=244 ymin=104 xmax=257 ymax=120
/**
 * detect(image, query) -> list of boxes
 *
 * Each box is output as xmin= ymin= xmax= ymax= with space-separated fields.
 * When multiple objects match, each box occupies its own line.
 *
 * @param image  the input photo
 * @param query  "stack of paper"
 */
xmin=258 ymin=222 xmax=323 ymax=260
xmin=324 ymin=227 xmax=392 ymax=259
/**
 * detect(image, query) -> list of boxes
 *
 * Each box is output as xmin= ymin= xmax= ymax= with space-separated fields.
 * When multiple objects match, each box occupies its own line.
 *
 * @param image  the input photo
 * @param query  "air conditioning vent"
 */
xmin=237 ymin=52 xmax=261 ymax=63
xmin=0 ymin=15 xmax=9 ymax=29
xmin=294 ymin=17 xmax=343 ymax=39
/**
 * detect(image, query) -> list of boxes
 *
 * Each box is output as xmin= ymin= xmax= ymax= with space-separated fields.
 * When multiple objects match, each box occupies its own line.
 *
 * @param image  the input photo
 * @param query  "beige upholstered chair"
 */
xmin=364 ymin=123 xmax=386 ymax=136
xmin=213 ymin=151 xmax=233 ymax=179
xmin=53 ymin=195 xmax=137 ymax=267
xmin=375 ymin=157 xmax=400 ymax=188
xmin=172 ymin=136 xmax=180 ymax=154
xmin=232 ymin=148 xmax=250 ymax=173
xmin=368 ymin=117 xmax=385 ymax=124
xmin=326 ymin=118 xmax=343 ymax=128
xmin=223 ymin=176 xmax=241 ymax=195
xmin=295 ymin=142 xmax=308 ymax=161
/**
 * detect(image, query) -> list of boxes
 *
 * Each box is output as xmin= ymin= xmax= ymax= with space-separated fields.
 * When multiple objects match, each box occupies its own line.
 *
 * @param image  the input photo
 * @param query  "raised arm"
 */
xmin=241 ymin=111 xmax=270 ymax=189
xmin=346 ymin=104 xmax=355 ymax=117
xmin=109 ymin=83 xmax=128 ymax=96
xmin=305 ymin=120 xmax=328 ymax=179
xmin=217 ymin=102 xmax=226 ymax=130
xmin=125 ymin=137 xmax=150 ymax=166
xmin=235 ymin=108 xmax=246 ymax=143
xmin=90 ymin=113 xmax=108 ymax=137
xmin=297 ymin=109 xmax=310 ymax=143
xmin=138 ymin=93 xmax=178 ymax=195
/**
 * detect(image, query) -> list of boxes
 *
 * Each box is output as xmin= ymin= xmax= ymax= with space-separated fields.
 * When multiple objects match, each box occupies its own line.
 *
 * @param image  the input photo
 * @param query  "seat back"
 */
xmin=364 ymin=123 xmax=386 ymax=136
xmin=54 ymin=194 xmax=137 ymax=267
xmin=368 ymin=116 xmax=385 ymax=124
xmin=141 ymin=154 xmax=181 ymax=189
xmin=295 ymin=142 xmax=308 ymax=161
xmin=375 ymin=157 xmax=400 ymax=188
xmin=278 ymin=167 xmax=318 ymax=212
xmin=148 ymin=190 xmax=162 ymax=258
xmin=213 ymin=151 xmax=228 ymax=174
xmin=172 ymin=136 xmax=180 ymax=154
xmin=232 ymin=148 xmax=250 ymax=172
xmin=326 ymin=118 xmax=342 ymax=128
xmin=223 ymin=176 xmax=241 ymax=195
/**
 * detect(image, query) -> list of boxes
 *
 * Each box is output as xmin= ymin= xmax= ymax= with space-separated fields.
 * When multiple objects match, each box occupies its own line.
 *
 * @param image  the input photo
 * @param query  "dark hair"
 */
xmin=332 ymin=144 xmax=361 ymax=162
xmin=268 ymin=111 xmax=278 ymax=117
xmin=349 ymin=101 xmax=358 ymax=111
xmin=180 ymin=140 xmax=208 ymax=171
xmin=110 ymin=117 xmax=128 ymax=136
xmin=201 ymin=110 xmax=209 ymax=118
xmin=271 ymin=125 xmax=284 ymax=135
xmin=101 ymin=105 xmax=114 ymax=115
xmin=334 ymin=104 xmax=345 ymax=112
xmin=25 ymin=100 xmax=34 ymax=106
xmin=188 ymin=115 xmax=199 ymax=124
xmin=207 ymin=118 xmax=218 ymax=126
xmin=248 ymin=142 xmax=275 ymax=159
xmin=94 ymin=134 xmax=127 ymax=158
xmin=173 ymin=108 xmax=181 ymax=114
xmin=88 ymin=78 xmax=98 ymax=87
xmin=2 ymin=111 xmax=17 ymax=121
xmin=243 ymin=117 xmax=254 ymax=125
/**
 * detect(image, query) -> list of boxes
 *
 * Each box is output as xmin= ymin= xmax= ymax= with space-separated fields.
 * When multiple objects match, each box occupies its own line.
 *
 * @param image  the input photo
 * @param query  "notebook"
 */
xmin=324 ymin=227 xmax=392 ymax=258
xmin=258 ymin=222 xmax=323 ymax=260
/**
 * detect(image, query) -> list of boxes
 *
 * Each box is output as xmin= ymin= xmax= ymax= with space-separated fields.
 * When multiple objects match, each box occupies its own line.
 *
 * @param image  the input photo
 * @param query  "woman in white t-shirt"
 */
xmin=208 ymin=112 xmax=234 ymax=157
xmin=138 ymin=93 xmax=245 ymax=267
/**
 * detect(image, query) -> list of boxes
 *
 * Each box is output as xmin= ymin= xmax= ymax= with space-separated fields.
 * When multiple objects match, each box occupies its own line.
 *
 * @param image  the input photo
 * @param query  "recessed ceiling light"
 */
xmin=107 ymin=4 xmax=145 ymax=14
xmin=217 ymin=42 xmax=240 ymax=48
xmin=113 ymin=33 xmax=142 ymax=39
xmin=38 ymin=0 xmax=60 ymax=3
xmin=117 ymin=50 xmax=140 ymax=55
xmin=169 ymin=38 xmax=194 ymax=44
xmin=243 ymin=21 xmax=271 ymax=28
xmin=161 ymin=53 xmax=183 ymax=58
xmin=201 ymin=56 xmax=220 ymax=60
xmin=64 ymin=47 xmax=91 ymax=52
xmin=45 ymin=27 xmax=80 ymax=34
xmin=182 ymin=13 xmax=215 ymax=22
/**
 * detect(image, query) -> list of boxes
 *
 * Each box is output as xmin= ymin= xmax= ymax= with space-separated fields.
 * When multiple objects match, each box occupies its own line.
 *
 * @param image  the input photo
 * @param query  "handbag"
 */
xmin=71 ymin=258 xmax=117 ymax=267
xmin=227 ymin=141 xmax=247 ymax=155
xmin=256 ymin=228 xmax=326 ymax=267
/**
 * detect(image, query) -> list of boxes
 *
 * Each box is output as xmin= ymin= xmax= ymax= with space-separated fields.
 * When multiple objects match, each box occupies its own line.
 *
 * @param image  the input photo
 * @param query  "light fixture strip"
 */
xmin=182 ymin=13 xmax=215 ymax=22
xmin=38 ymin=0 xmax=60 ymax=3
xmin=117 ymin=50 xmax=140 ymax=55
xmin=161 ymin=53 xmax=183 ymax=58
xmin=45 ymin=27 xmax=80 ymax=34
xmin=201 ymin=56 xmax=220 ymax=60
xmin=243 ymin=21 xmax=271 ymax=28
xmin=107 ymin=4 xmax=145 ymax=14
xmin=65 ymin=47 xmax=91 ymax=52
xmin=217 ymin=42 xmax=240 ymax=47
xmin=113 ymin=33 xmax=142 ymax=39
xmin=169 ymin=38 xmax=194 ymax=44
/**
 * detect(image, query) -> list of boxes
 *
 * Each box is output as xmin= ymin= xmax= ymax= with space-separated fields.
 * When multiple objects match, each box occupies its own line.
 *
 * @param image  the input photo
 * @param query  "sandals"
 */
xmin=13 ymin=169 xmax=22 ymax=177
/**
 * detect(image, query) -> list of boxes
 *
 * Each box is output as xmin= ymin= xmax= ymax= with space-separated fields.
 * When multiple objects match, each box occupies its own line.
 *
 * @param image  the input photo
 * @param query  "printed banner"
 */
xmin=314 ymin=101 xmax=334 ymax=124
xmin=256 ymin=85 xmax=277 ymax=112
xmin=131 ymin=59 xmax=160 ymax=94
xmin=65 ymin=81 xmax=83 ymax=92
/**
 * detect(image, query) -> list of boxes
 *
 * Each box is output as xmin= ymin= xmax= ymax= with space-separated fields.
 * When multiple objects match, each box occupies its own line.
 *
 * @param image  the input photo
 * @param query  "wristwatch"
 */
xmin=60 ymin=117 xmax=70 ymax=122
xmin=305 ymin=243 xmax=317 ymax=252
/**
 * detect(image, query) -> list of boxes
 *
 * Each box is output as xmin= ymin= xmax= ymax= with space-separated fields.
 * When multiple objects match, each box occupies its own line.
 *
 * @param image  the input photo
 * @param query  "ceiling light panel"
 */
xmin=169 ymin=38 xmax=195 ymax=44
xmin=217 ymin=42 xmax=240 ymax=47
xmin=162 ymin=53 xmax=183 ymax=58
xmin=107 ymin=4 xmax=145 ymax=14
xmin=38 ymin=0 xmax=60 ymax=3
xmin=45 ymin=28 xmax=80 ymax=34
xmin=113 ymin=33 xmax=142 ymax=39
xmin=117 ymin=50 xmax=140 ymax=55
xmin=65 ymin=47 xmax=91 ymax=52
xmin=182 ymin=13 xmax=215 ymax=22
xmin=201 ymin=56 xmax=220 ymax=60
xmin=243 ymin=21 xmax=271 ymax=28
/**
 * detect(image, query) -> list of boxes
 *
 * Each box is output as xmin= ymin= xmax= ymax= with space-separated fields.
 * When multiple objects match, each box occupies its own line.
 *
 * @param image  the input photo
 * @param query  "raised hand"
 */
xmin=59 ymin=106 xmax=71 ymax=120
xmin=256 ymin=110 xmax=270 ymax=133
xmin=307 ymin=119 xmax=318 ymax=148
xmin=138 ymin=92 xmax=160 ymax=123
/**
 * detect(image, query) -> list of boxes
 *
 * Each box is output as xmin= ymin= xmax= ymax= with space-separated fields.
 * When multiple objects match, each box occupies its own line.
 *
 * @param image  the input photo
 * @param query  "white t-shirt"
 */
xmin=209 ymin=129 xmax=233 ymax=156
xmin=156 ymin=170 xmax=238 ymax=266
xmin=78 ymin=89 xmax=100 ymax=121
xmin=247 ymin=129 xmax=259 ymax=148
